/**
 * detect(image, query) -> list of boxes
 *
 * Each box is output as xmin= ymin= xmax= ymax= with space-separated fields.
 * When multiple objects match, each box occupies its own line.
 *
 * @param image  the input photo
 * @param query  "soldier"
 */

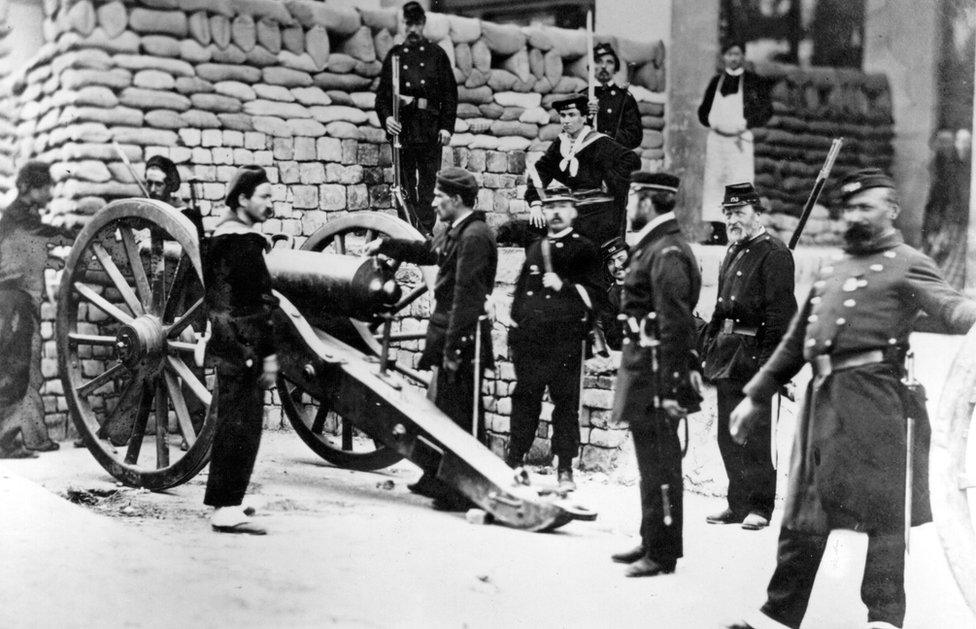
xmin=365 ymin=167 xmax=496 ymax=511
xmin=583 ymin=42 xmax=642 ymax=149
xmin=376 ymin=1 xmax=458 ymax=235
xmin=0 ymin=161 xmax=79 ymax=457
xmin=144 ymin=155 xmax=204 ymax=240
xmin=609 ymin=172 xmax=703 ymax=577
xmin=505 ymin=189 xmax=606 ymax=491
xmin=702 ymin=182 xmax=796 ymax=530
xmin=525 ymin=94 xmax=641 ymax=246
xmin=602 ymin=236 xmax=630 ymax=351
xmin=203 ymin=166 xmax=279 ymax=535
xmin=727 ymin=169 xmax=976 ymax=629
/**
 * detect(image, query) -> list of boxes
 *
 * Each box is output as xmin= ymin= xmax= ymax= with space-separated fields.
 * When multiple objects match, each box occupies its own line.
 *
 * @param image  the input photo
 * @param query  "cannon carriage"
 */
xmin=56 ymin=198 xmax=595 ymax=532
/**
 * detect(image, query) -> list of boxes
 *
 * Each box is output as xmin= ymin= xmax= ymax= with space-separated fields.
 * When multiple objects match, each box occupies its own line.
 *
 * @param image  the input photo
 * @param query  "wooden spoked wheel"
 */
xmin=933 ymin=325 xmax=976 ymax=616
xmin=56 ymin=199 xmax=215 ymax=490
xmin=278 ymin=212 xmax=434 ymax=471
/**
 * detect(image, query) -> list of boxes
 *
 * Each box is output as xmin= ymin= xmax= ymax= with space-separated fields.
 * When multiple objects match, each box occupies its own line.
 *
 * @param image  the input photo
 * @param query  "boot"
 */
xmin=504 ymin=450 xmax=523 ymax=468
xmin=557 ymin=468 xmax=576 ymax=492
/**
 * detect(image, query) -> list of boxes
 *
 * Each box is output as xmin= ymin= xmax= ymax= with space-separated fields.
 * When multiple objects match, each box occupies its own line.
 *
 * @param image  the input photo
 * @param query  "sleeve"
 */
xmin=444 ymin=226 xmax=493 ymax=359
xmin=757 ymin=247 xmax=797 ymax=364
xmin=651 ymin=249 xmax=697 ymax=400
xmin=600 ymin=138 xmax=641 ymax=204
xmin=567 ymin=239 xmax=610 ymax=315
xmin=524 ymin=142 xmax=561 ymax=206
xmin=616 ymin=93 xmax=643 ymax=150
xmin=745 ymin=73 xmax=773 ymax=129
xmin=438 ymin=48 xmax=458 ymax=133
xmin=744 ymin=289 xmax=813 ymax=401
xmin=509 ymin=258 xmax=530 ymax=325
xmin=698 ymin=75 xmax=718 ymax=128
xmin=375 ymin=49 xmax=394 ymax=135
xmin=377 ymin=236 xmax=437 ymax=265
xmin=907 ymin=254 xmax=976 ymax=333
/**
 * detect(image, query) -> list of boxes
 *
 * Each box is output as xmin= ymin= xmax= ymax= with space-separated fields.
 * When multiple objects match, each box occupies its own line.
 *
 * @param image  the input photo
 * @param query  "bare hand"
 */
xmin=587 ymin=101 xmax=599 ymax=117
xmin=385 ymin=116 xmax=402 ymax=135
xmin=730 ymin=397 xmax=765 ymax=445
xmin=260 ymin=354 xmax=279 ymax=389
xmin=364 ymin=237 xmax=384 ymax=256
xmin=689 ymin=370 xmax=704 ymax=397
xmin=661 ymin=398 xmax=687 ymax=420
xmin=542 ymin=272 xmax=563 ymax=292
xmin=438 ymin=129 xmax=451 ymax=146
xmin=528 ymin=204 xmax=545 ymax=229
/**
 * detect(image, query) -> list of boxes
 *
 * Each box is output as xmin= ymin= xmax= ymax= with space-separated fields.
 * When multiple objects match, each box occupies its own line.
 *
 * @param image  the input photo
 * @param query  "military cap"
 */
xmin=15 ymin=160 xmax=52 ymax=191
xmin=837 ymin=168 xmax=895 ymax=202
xmin=145 ymin=155 xmax=181 ymax=192
xmin=435 ymin=166 xmax=477 ymax=197
xmin=630 ymin=171 xmax=679 ymax=193
xmin=225 ymin=165 xmax=269 ymax=210
xmin=721 ymin=40 xmax=746 ymax=54
xmin=593 ymin=42 xmax=620 ymax=71
xmin=541 ymin=184 xmax=575 ymax=206
xmin=551 ymin=93 xmax=589 ymax=113
xmin=402 ymin=1 xmax=425 ymax=23
xmin=722 ymin=182 xmax=761 ymax=207
xmin=601 ymin=236 xmax=629 ymax=258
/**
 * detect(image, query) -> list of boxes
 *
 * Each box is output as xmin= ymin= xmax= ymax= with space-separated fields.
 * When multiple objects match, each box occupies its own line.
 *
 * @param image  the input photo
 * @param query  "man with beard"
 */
xmin=505 ymin=189 xmax=606 ymax=491
xmin=366 ymin=167 xmax=496 ymax=511
xmin=702 ymin=182 xmax=796 ymax=531
xmin=581 ymin=43 xmax=642 ymax=150
xmin=698 ymin=42 xmax=772 ymax=240
xmin=145 ymin=155 xmax=203 ymax=241
xmin=610 ymin=171 xmax=702 ymax=577
xmin=525 ymin=94 xmax=640 ymax=247
xmin=376 ymin=1 xmax=457 ymax=235
xmin=727 ymin=169 xmax=976 ymax=629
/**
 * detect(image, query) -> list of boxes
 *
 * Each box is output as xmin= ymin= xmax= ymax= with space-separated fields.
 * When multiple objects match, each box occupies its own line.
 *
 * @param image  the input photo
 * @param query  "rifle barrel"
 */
xmin=788 ymin=137 xmax=844 ymax=250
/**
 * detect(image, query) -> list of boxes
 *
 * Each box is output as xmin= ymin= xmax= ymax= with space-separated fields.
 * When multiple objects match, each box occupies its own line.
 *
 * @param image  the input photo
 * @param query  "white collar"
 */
xmin=725 ymin=67 xmax=744 ymax=77
xmin=548 ymin=227 xmax=573 ymax=239
xmin=633 ymin=211 xmax=675 ymax=243
xmin=451 ymin=210 xmax=473 ymax=229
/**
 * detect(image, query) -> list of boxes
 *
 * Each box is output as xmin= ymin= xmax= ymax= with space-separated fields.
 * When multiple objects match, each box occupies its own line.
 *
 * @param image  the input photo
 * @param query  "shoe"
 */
xmin=73 ymin=438 xmax=86 ymax=448
xmin=624 ymin=556 xmax=675 ymax=578
xmin=557 ymin=469 xmax=576 ymax=492
xmin=706 ymin=508 xmax=741 ymax=524
xmin=211 ymin=521 xmax=267 ymax=535
xmin=25 ymin=440 xmax=59 ymax=452
xmin=0 ymin=445 xmax=39 ymax=459
xmin=741 ymin=512 xmax=770 ymax=530
xmin=611 ymin=545 xmax=645 ymax=564
xmin=407 ymin=474 xmax=442 ymax=499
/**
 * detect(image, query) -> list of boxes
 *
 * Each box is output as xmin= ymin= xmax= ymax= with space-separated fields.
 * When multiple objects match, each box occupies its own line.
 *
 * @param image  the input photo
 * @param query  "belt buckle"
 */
xmin=721 ymin=319 xmax=734 ymax=334
xmin=814 ymin=354 xmax=832 ymax=377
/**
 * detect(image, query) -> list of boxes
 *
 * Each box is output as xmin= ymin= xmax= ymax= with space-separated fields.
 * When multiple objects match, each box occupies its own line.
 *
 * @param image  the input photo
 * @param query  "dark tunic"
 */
xmin=578 ymin=82 xmax=643 ymax=149
xmin=376 ymin=38 xmax=458 ymax=145
xmin=746 ymin=230 xmax=976 ymax=535
xmin=697 ymin=70 xmax=773 ymax=130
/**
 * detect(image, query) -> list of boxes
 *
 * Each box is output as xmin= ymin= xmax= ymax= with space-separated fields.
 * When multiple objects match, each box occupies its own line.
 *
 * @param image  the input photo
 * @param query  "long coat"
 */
xmin=376 ymin=38 xmax=458 ymax=145
xmin=578 ymin=83 xmax=643 ymax=149
xmin=378 ymin=212 xmax=496 ymax=370
xmin=745 ymin=230 xmax=976 ymax=534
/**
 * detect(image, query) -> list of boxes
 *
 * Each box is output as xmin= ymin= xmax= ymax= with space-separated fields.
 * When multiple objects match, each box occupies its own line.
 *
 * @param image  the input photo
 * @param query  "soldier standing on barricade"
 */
xmin=504 ymin=188 xmax=607 ymax=492
xmin=203 ymin=166 xmax=279 ymax=535
xmin=366 ymin=167 xmax=496 ymax=512
xmin=525 ymin=94 xmax=641 ymax=247
xmin=376 ymin=1 xmax=457 ymax=236
xmin=727 ymin=169 xmax=976 ymax=629
xmin=0 ymin=161 xmax=81 ymax=457
xmin=583 ymin=43 xmax=642 ymax=150
xmin=609 ymin=172 xmax=703 ymax=577
xmin=702 ymin=182 xmax=796 ymax=531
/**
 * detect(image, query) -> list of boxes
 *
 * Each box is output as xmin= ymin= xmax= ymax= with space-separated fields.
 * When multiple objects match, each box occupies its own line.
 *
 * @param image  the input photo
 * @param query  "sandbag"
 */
xmin=62 ymin=105 xmax=143 ymax=127
xmin=234 ymin=0 xmax=294 ymax=26
xmin=448 ymin=15 xmax=480 ymax=44
xmin=466 ymin=118 xmax=491 ymax=134
xmin=113 ymin=53 xmax=194 ymax=77
xmin=309 ymin=105 xmax=368 ymax=125
xmin=469 ymin=135 xmax=499 ymax=150
xmin=243 ymin=99 xmax=310 ymax=118
xmin=566 ymin=55 xmax=588 ymax=81
xmin=281 ymin=24 xmax=304 ymax=55
xmin=533 ymin=77 xmax=553 ymax=95
xmin=174 ymin=76 xmax=214 ymax=94
xmin=499 ymin=107 xmax=524 ymax=121
xmin=501 ymin=49 xmax=531 ymax=83
xmin=61 ymin=27 xmax=140 ymax=54
xmin=349 ymin=92 xmax=375 ymax=110
xmin=519 ymin=106 xmax=549 ymax=125
xmin=465 ymin=68 xmax=489 ymax=89
xmin=487 ymin=69 xmax=518 ymax=92
xmin=133 ymin=69 xmax=175 ymax=90
xmin=129 ymin=8 xmax=187 ymax=38
xmin=360 ymin=7 xmax=397 ymax=31
xmin=252 ymin=115 xmax=293 ymax=137
xmin=424 ymin=12 xmax=450 ymax=42
xmin=141 ymin=35 xmax=180 ymax=57
xmin=490 ymin=120 xmax=537 ymax=139
xmin=210 ymin=14 xmax=231 ymax=49
xmin=480 ymin=22 xmax=525 ymax=56
xmin=257 ymin=18 xmax=281 ymax=54
xmin=263 ymin=66 xmax=313 ymax=87
xmin=314 ymin=71 xmax=373 ymax=91
xmin=471 ymin=38 xmax=491 ymax=72
xmin=214 ymin=80 xmax=256 ymax=101
xmin=180 ymin=109 xmax=220 ymax=128
xmin=253 ymin=84 xmax=294 ymax=102
xmin=232 ymin=13 xmax=256 ymax=52
xmin=496 ymin=136 xmax=532 ymax=152
xmin=617 ymin=37 xmax=658 ymax=65
xmin=456 ymin=103 xmax=481 ymax=119
xmin=305 ymin=25 xmax=330 ymax=69
xmin=547 ymin=26 xmax=586 ymax=58
xmin=374 ymin=29 xmax=394 ymax=63
xmin=494 ymin=91 xmax=541 ymax=108
xmin=328 ymin=53 xmax=356 ymax=73
xmin=278 ymin=50 xmax=319 ymax=73
xmin=144 ymin=109 xmax=184 ymax=129
xmin=522 ymin=26 xmax=552 ymax=52
xmin=454 ymin=42 xmax=473 ymax=75
xmin=212 ymin=43 xmax=247 ymax=64
xmin=67 ymin=0 xmax=97 ymax=37
xmin=110 ymin=126 xmax=179 ymax=146
xmin=354 ymin=60 xmax=382 ymax=78
xmin=188 ymin=11 xmax=210 ymax=45
xmin=96 ymin=0 xmax=127 ymax=39
xmin=641 ymin=129 xmax=664 ymax=150
xmin=479 ymin=103 xmax=504 ymax=119
xmin=287 ymin=118 xmax=326 ymax=137
xmin=552 ymin=76 xmax=586 ymax=94
xmin=324 ymin=121 xmax=358 ymax=139
xmin=119 ymin=87 xmax=191 ymax=111
xmin=341 ymin=26 xmax=376 ymax=63
xmin=72 ymin=85 xmax=119 ymax=108
xmin=197 ymin=61 xmax=262 ymax=83
xmin=542 ymin=50 xmax=562 ymax=83
xmin=291 ymin=86 xmax=331 ymax=106
xmin=285 ymin=0 xmax=360 ymax=35
xmin=60 ymin=67 xmax=131 ymax=91
xmin=217 ymin=113 xmax=254 ymax=131
xmin=527 ymin=48 xmax=545 ymax=80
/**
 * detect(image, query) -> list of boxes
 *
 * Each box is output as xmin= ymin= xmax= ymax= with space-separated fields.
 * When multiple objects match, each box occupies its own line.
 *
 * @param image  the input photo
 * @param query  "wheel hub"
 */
xmin=115 ymin=315 xmax=165 ymax=372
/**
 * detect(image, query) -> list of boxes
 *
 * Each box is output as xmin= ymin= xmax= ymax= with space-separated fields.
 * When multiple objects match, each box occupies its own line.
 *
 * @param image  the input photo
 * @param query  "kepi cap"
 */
xmin=837 ymin=168 xmax=895 ymax=202
xmin=630 ymin=171 xmax=679 ymax=194
xmin=722 ymin=182 xmax=761 ymax=207
xmin=551 ymin=93 xmax=588 ymax=113
xmin=225 ymin=165 xmax=269 ymax=209
xmin=541 ymin=184 xmax=575 ymax=206
xmin=593 ymin=42 xmax=620 ymax=71
xmin=435 ymin=166 xmax=477 ymax=197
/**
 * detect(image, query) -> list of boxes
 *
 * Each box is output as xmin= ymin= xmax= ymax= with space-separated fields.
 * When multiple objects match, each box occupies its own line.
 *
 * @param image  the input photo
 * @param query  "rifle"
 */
xmin=390 ymin=54 xmax=421 ymax=232
xmin=112 ymin=142 xmax=151 ymax=198
xmin=788 ymin=138 xmax=844 ymax=249
xmin=585 ymin=11 xmax=596 ymax=131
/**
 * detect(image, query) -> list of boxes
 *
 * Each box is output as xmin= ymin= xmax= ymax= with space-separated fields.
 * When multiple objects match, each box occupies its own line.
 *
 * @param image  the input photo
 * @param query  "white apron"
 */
xmin=702 ymin=73 xmax=755 ymax=222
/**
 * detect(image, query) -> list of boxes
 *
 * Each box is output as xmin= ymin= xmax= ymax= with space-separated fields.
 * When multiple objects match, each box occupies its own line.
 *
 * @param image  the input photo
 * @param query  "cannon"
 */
xmin=56 ymin=199 xmax=596 ymax=532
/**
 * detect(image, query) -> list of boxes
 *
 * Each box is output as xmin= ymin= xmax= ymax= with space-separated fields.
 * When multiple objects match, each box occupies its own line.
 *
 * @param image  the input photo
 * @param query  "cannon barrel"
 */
xmin=266 ymin=250 xmax=401 ymax=321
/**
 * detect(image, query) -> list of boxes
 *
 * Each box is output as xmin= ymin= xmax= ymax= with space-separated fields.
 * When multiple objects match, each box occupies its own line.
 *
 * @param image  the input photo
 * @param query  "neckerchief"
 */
xmin=558 ymin=126 xmax=601 ymax=177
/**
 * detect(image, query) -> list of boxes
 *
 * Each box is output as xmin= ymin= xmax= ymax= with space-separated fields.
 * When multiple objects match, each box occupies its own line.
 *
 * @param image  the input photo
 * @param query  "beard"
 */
xmin=843 ymin=222 xmax=874 ymax=245
xmin=629 ymin=213 xmax=648 ymax=231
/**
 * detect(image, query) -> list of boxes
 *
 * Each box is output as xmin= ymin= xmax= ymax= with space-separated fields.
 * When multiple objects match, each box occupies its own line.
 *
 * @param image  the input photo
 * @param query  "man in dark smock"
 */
xmin=582 ymin=42 xmax=642 ymax=150
xmin=728 ymin=169 xmax=976 ymax=629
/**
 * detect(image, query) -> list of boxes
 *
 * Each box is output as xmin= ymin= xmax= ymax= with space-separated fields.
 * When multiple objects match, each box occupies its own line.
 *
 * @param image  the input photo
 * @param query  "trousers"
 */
xmin=631 ymin=412 xmax=683 ymax=566
xmin=0 ymin=290 xmax=34 ymax=449
xmin=400 ymin=142 xmax=442 ymax=234
xmin=716 ymin=379 xmax=776 ymax=519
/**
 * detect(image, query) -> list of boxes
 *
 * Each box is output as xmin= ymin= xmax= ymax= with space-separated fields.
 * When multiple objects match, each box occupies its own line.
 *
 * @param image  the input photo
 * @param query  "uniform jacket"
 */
xmin=0 ymin=198 xmax=75 ymax=310
xmin=702 ymin=230 xmax=796 ymax=383
xmin=578 ymin=83 xmax=643 ymax=149
xmin=376 ymin=38 xmax=458 ymax=145
xmin=509 ymin=229 xmax=606 ymax=346
xmin=379 ymin=211 xmax=496 ymax=370
xmin=204 ymin=213 xmax=279 ymax=369
xmin=745 ymin=230 xmax=976 ymax=534
xmin=612 ymin=215 xmax=702 ymax=422
xmin=697 ymin=70 xmax=773 ymax=130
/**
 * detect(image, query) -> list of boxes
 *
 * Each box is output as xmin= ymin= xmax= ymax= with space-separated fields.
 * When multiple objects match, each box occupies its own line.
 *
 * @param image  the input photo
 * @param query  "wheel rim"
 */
xmin=56 ymin=199 xmax=216 ymax=490
xmin=279 ymin=212 xmax=434 ymax=470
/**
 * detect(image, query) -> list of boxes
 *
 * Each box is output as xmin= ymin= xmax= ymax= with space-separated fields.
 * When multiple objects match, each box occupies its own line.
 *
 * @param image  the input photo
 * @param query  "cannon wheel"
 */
xmin=278 ymin=212 xmax=434 ymax=471
xmin=56 ymin=199 xmax=216 ymax=490
xmin=933 ymin=325 xmax=976 ymax=615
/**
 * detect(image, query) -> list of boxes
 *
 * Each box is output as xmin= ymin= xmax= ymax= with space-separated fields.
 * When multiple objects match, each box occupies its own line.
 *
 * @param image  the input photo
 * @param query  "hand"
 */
xmin=364 ymin=237 xmax=384 ymax=256
xmin=442 ymin=356 xmax=460 ymax=382
xmin=661 ymin=399 xmax=687 ymax=420
xmin=730 ymin=397 xmax=766 ymax=445
xmin=438 ymin=129 xmax=451 ymax=146
xmin=542 ymin=272 xmax=563 ymax=292
xmin=259 ymin=354 xmax=279 ymax=389
xmin=385 ymin=116 xmax=402 ymax=135
xmin=528 ymin=203 xmax=545 ymax=229
xmin=587 ymin=100 xmax=599 ymax=117
xmin=689 ymin=370 xmax=704 ymax=397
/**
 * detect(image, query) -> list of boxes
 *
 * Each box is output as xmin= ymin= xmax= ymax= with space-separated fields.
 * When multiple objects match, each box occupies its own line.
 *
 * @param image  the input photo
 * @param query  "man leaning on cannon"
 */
xmin=366 ymin=167 xmax=497 ymax=512
xmin=727 ymin=169 xmax=976 ymax=629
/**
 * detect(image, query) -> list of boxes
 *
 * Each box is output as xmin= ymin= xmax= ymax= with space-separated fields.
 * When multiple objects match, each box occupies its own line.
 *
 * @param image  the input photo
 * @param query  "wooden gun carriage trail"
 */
xmin=57 ymin=198 xmax=595 ymax=532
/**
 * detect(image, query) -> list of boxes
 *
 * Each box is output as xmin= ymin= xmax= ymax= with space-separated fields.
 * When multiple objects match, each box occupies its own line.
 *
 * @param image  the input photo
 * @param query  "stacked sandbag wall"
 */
xmin=751 ymin=63 xmax=895 ymax=246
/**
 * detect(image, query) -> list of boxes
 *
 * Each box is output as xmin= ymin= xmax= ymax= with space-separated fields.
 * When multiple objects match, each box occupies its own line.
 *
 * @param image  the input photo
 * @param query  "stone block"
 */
xmin=272 ymin=138 xmax=294 ymax=160
xmin=291 ymin=184 xmax=317 ymax=209
xmin=191 ymin=147 xmax=212 ymax=164
xmin=339 ymin=165 xmax=363 ymax=184
xmin=582 ymin=388 xmax=615 ymax=410
xmin=178 ymin=128 xmax=201 ymax=147
xmin=316 ymin=137 xmax=342 ymax=162
xmin=347 ymin=184 xmax=368 ymax=210
xmin=356 ymin=144 xmax=378 ymax=167
xmin=299 ymin=162 xmax=325 ymax=184
xmin=324 ymin=163 xmax=343 ymax=183
xmin=200 ymin=129 xmax=221 ymax=147
xmin=507 ymin=151 xmax=526 ymax=174
xmin=170 ymin=146 xmax=192 ymax=163
xmin=486 ymin=151 xmax=508 ymax=173
xmin=369 ymin=184 xmax=391 ymax=208
xmin=468 ymin=149 xmax=486 ymax=172
xmin=245 ymin=132 xmax=267 ymax=150
xmin=293 ymin=136 xmax=316 ymax=161
xmin=579 ymin=445 xmax=624 ymax=472
xmin=221 ymin=130 xmax=244 ymax=147
xmin=318 ymin=184 xmax=345 ymax=211
xmin=340 ymin=139 xmax=358 ymax=165
xmin=211 ymin=147 xmax=232 ymax=164
xmin=278 ymin=161 xmax=299 ymax=184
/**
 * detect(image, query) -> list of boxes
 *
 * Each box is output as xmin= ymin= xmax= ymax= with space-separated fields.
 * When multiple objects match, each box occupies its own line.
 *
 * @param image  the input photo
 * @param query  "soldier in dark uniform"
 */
xmin=727 ymin=169 xmax=976 ymax=629
xmin=204 ymin=166 xmax=279 ymax=535
xmin=376 ymin=1 xmax=458 ymax=235
xmin=145 ymin=155 xmax=204 ymax=240
xmin=702 ymin=182 xmax=796 ymax=530
xmin=602 ymin=236 xmax=630 ymax=351
xmin=366 ymin=167 xmax=496 ymax=510
xmin=525 ymin=94 xmax=641 ymax=246
xmin=583 ymin=42 xmax=642 ymax=149
xmin=505 ymin=190 xmax=606 ymax=491
xmin=609 ymin=172 xmax=703 ymax=577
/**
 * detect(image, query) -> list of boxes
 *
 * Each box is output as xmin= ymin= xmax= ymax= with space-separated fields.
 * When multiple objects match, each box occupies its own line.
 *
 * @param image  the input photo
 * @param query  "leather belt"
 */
xmin=401 ymin=95 xmax=437 ymax=111
xmin=721 ymin=319 xmax=758 ymax=337
xmin=811 ymin=349 xmax=884 ymax=377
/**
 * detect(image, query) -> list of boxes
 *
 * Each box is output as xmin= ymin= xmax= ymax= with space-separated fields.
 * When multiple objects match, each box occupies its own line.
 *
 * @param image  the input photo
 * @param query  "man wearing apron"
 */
xmin=698 ymin=42 xmax=772 ymax=238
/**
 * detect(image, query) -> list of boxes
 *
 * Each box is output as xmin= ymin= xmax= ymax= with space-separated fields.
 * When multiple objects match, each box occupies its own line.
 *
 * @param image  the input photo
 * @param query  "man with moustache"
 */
xmin=702 ymin=183 xmax=796 ymax=531
xmin=144 ymin=155 xmax=204 ymax=241
xmin=582 ymin=42 xmax=642 ymax=150
xmin=525 ymin=94 xmax=640 ymax=246
xmin=376 ymin=1 xmax=457 ymax=235
xmin=505 ymin=189 xmax=606 ymax=491
xmin=727 ymin=169 xmax=976 ymax=629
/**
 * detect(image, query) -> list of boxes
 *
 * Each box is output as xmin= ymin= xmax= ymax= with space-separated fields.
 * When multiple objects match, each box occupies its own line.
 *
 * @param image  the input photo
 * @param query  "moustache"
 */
xmin=843 ymin=222 xmax=873 ymax=243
